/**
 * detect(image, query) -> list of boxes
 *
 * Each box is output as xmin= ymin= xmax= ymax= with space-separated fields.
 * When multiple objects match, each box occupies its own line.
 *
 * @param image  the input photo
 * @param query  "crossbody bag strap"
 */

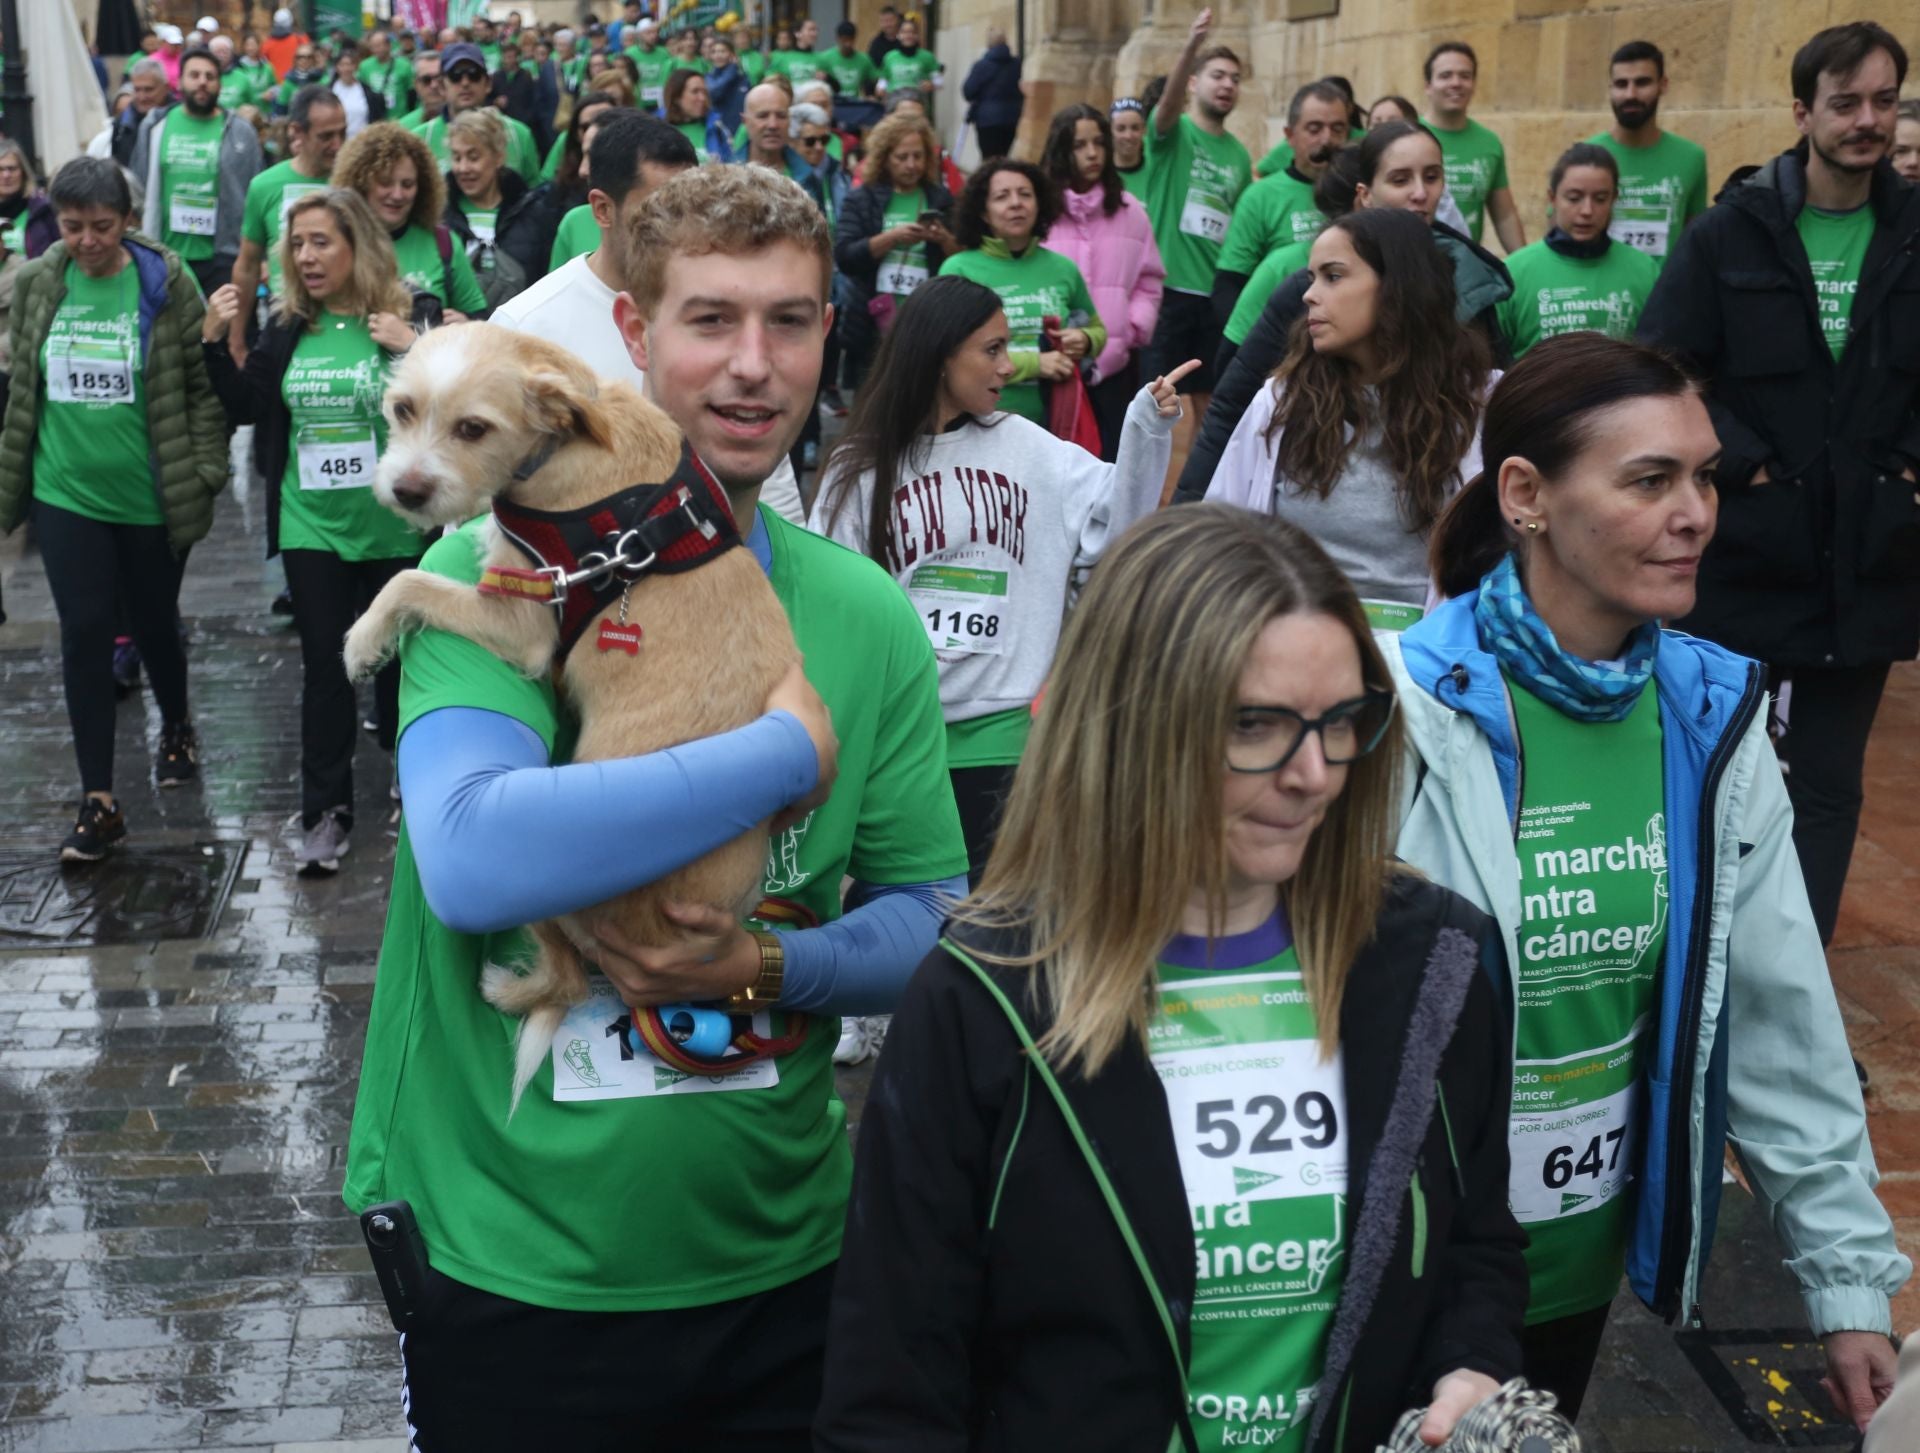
xmin=944 ymin=940 xmax=1197 ymax=1453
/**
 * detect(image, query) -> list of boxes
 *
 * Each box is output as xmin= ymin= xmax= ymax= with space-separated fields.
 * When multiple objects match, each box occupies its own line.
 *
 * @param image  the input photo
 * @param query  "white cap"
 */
xmin=554 ymin=28 xmax=576 ymax=44
xmin=155 ymin=23 xmax=184 ymax=44
xmin=195 ymin=16 xmax=218 ymax=32
xmin=635 ymin=16 xmax=658 ymax=30
xmin=273 ymin=8 xmax=294 ymax=27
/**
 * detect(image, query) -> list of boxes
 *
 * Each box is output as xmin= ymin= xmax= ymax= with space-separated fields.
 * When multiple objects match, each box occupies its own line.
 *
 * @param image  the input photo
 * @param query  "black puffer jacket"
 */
xmin=815 ymin=875 xmax=1525 ymax=1453
xmin=442 ymin=167 xmax=559 ymax=304
xmin=1175 ymin=220 xmax=1512 ymax=502
xmin=1637 ymin=147 xmax=1920 ymax=668
xmin=833 ymin=179 xmax=954 ymax=352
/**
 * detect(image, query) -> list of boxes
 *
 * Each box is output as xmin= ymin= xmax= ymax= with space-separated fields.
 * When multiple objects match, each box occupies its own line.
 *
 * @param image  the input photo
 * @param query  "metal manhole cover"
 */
xmin=1676 ymin=1327 xmax=1858 ymax=1445
xmin=0 ymin=841 xmax=246 ymax=946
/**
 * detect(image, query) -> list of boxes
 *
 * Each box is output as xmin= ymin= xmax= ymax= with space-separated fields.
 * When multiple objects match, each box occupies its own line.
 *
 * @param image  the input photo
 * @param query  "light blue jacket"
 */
xmin=1383 ymin=588 xmax=1907 ymax=1337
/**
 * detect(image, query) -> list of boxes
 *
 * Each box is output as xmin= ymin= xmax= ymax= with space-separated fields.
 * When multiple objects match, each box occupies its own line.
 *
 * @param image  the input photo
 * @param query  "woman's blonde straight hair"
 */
xmin=955 ymin=505 xmax=1404 ymax=1076
xmin=276 ymin=187 xmax=413 ymax=325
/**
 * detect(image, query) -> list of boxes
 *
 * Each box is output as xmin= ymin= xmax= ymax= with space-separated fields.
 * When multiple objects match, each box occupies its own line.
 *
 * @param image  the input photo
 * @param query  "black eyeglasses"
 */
xmin=1226 ymin=689 xmax=1396 ymax=774
xmin=796 ymin=134 xmax=828 ymax=148
xmin=449 ymin=66 xmax=488 ymax=82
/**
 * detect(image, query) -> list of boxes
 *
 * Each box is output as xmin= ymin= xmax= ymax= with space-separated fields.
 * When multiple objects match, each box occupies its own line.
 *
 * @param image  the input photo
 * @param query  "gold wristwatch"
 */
xmin=726 ymin=931 xmax=785 ymax=1011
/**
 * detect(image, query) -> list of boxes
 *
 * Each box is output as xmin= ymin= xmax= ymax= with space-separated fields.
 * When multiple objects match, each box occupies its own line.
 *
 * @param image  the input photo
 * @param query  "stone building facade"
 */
xmin=932 ymin=0 xmax=1917 ymax=245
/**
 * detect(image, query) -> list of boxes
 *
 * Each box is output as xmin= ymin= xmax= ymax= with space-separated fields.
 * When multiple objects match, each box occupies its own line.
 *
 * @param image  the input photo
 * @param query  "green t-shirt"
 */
xmin=1143 ymin=114 xmax=1253 ymax=296
xmin=1506 ymin=676 xmax=1665 ymax=1323
xmin=342 ymin=508 xmax=967 ymax=1311
xmin=1587 ymin=130 xmax=1708 ymax=270
xmin=938 ymin=243 xmax=1101 ymax=423
xmin=1256 ymin=139 xmax=1294 ymax=178
xmin=879 ymin=46 xmax=940 ymax=92
xmin=238 ymin=57 xmax=275 ymax=96
xmin=1218 ymin=169 xmax=1325 ymax=279
xmin=540 ymin=131 xmax=568 ymax=180
xmin=1796 ymin=203 xmax=1874 ymax=360
xmin=33 ymin=262 xmax=159 ymax=526
xmin=674 ymin=119 xmax=713 ymax=157
xmin=241 ymin=159 xmax=331 ymax=296
xmin=420 ymin=111 xmax=543 ymax=183
xmin=820 ymin=47 xmax=878 ymax=96
xmin=396 ymin=105 xmax=430 ymax=130
xmin=1154 ymin=932 xmax=1347 ymax=1451
xmin=361 ymin=53 xmax=414 ymax=112
xmin=1428 ymin=116 xmax=1508 ymax=246
xmin=1118 ymin=161 xmax=1150 ymax=210
xmin=740 ymin=49 xmax=767 ymax=83
xmin=1494 ymin=239 xmax=1660 ymax=359
xmin=561 ymin=53 xmax=591 ymax=93
xmin=549 ymin=202 xmax=600 ymax=269
xmin=769 ymin=48 xmax=821 ymax=87
xmin=1225 ymin=239 xmax=1311 ymax=346
xmin=218 ymin=66 xmax=258 ymax=112
xmin=457 ymin=194 xmax=499 ymax=269
xmin=158 ymin=108 xmax=227 ymax=262
xmin=277 ymin=315 xmax=423 ymax=561
xmin=478 ymin=41 xmax=503 ymax=73
xmin=945 ymin=705 xmax=1030 ymax=768
xmin=877 ymin=188 xmax=931 ymax=299
xmin=627 ymin=44 xmax=677 ymax=108
xmin=1 ymin=212 xmax=26 ymax=257
xmin=392 ymin=221 xmax=489 ymax=316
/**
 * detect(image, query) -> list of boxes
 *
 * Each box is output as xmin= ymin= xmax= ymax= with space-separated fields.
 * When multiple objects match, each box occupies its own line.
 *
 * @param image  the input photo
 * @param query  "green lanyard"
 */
xmin=945 ymin=940 xmax=1198 ymax=1453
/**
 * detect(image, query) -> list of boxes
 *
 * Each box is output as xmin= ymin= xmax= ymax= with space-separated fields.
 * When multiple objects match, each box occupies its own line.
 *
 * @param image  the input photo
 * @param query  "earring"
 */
xmin=1526 ymin=522 xmax=1539 ymax=533
xmin=1512 ymin=517 xmax=1521 ymax=524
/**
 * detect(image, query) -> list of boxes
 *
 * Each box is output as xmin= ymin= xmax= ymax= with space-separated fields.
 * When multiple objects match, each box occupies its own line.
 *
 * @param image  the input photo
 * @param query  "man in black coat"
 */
xmin=962 ymin=28 xmax=1024 ymax=161
xmin=1637 ymin=21 xmax=1920 ymax=973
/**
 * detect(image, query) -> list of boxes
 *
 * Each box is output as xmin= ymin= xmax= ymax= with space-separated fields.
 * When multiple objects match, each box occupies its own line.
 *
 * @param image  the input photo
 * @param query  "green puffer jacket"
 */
xmin=0 ymin=234 xmax=229 ymax=553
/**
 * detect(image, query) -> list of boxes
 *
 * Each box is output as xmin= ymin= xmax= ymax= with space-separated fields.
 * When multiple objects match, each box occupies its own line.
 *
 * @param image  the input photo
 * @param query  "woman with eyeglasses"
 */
xmin=1207 ymin=206 xmax=1493 ymax=634
xmin=1388 ymin=332 xmax=1905 ymax=1425
xmin=816 ymin=504 xmax=1526 ymax=1452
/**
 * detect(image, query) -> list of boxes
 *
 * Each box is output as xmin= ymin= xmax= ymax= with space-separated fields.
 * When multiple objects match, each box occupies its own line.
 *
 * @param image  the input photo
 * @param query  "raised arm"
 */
xmin=1153 ymin=8 xmax=1213 ymax=138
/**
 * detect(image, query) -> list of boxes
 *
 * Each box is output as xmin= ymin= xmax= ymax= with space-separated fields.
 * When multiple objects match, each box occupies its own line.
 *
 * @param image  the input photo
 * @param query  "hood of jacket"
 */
xmin=1431 ymin=219 xmax=1513 ymax=323
xmin=32 ymin=234 xmax=175 ymax=363
xmin=1723 ymin=144 xmax=1918 ymax=239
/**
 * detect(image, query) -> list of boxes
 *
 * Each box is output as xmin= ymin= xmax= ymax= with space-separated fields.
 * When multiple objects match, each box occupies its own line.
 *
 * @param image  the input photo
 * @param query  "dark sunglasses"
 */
xmin=1226 ymin=689 xmax=1396 ymax=774
xmin=449 ymin=65 xmax=488 ymax=82
xmin=796 ymin=134 xmax=828 ymax=148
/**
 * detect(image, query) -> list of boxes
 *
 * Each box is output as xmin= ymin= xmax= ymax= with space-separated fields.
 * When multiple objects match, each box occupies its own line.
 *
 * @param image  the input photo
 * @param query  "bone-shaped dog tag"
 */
xmin=597 ymin=621 xmax=643 ymax=655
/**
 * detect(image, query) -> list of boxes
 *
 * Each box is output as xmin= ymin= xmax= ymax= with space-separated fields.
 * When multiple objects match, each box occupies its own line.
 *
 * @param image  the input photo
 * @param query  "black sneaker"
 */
xmin=156 ymin=722 xmax=199 ymax=787
xmin=111 ymin=637 xmax=141 ymax=699
xmin=61 ymin=797 xmax=126 ymax=863
xmin=271 ymin=588 xmax=295 ymax=617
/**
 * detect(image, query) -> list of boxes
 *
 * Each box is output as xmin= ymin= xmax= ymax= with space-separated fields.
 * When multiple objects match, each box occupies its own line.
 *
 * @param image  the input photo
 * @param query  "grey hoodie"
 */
xmin=131 ymin=104 xmax=264 ymax=263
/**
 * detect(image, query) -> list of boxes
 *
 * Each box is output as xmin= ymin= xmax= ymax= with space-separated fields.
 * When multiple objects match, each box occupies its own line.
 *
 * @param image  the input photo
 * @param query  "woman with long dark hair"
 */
xmin=664 ymin=67 xmax=730 ymax=160
xmin=817 ymin=505 xmax=1527 ymax=1451
xmin=1176 ymin=120 xmax=1513 ymax=500
xmin=937 ymin=158 xmax=1105 ymax=426
xmin=812 ymin=274 xmax=1186 ymax=884
xmin=1040 ymin=102 xmax=1165 ymax=462
xmin=1392 ymin=332 xmax=1904 ymax=1425
xmin=542 ymin=87 xmax=618 ymax=197
xmin=1206 ymin=206 xmax=1492 ymax=631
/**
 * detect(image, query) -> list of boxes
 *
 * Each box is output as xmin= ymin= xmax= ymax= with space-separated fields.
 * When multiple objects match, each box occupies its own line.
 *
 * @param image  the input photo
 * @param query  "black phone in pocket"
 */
xmin=360 ymin=1199 xmax=432 ymax=1331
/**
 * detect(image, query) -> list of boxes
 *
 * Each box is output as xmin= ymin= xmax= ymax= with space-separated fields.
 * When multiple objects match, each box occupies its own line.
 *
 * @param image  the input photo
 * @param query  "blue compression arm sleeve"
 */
xmin=398 ymin=704 xmax=818 ymax=934
xmin=778 ymin=875 xmax=967 ymax=1015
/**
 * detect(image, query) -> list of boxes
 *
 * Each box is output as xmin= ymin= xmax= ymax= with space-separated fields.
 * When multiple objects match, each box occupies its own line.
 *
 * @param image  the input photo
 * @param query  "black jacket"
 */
xmin=443 ymin=167 xmax=559 ymax=295
xmin=962 ymin=45 xmax=1023 ymax=129
xmin=815 ymin=876 xmax=1525 ymax=1453
xmin=204 ymin=305 xmax=431 ymax=556
xmin=1637 ymin=148 xmax=1920 ymax=668
xmin=1175 ymin=220 xmax=1512 ymax=502
xmin=834 ymin=180 xmax=954 ymax=293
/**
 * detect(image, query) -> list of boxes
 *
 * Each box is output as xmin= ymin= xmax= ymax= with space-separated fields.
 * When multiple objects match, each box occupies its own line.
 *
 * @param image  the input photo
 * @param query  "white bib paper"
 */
xmin=295 ymin=423 xmax=379 ymax=490
xmin=169 ymin=196 xmax=218 ymax=238
xmin=907 ymin=562 xmax=1011 ymax=656
xmin=876 ymin=257 xmax=929 ymax=296
xmin=1507 ymin=1079 xmax=1639 ymax=1223
xmin=1608 ymin=215 xmax=1669 ymax=258
xmin=547 ymin=978 xmax=779 ymax=1102
xmin=47 ymin=339 xmax=135 ymax=404
xmin=1179 ymin=194 xmax=1231 ymax=244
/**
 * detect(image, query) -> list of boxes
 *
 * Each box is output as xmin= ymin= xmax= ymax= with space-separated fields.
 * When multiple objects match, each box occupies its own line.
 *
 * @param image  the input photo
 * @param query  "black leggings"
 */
xmin=280 ymin=549 xmax=416 ymax=830
xmin=950 ymin=763 xmax=1017 ymax=890
xmin=34 ymin=499 xmax=190 ymax=796
xmin=1520 ymin=1301 xmax=1612 ymax=1421
xmin=1087 ymin=358 xmax=1139 ymax=464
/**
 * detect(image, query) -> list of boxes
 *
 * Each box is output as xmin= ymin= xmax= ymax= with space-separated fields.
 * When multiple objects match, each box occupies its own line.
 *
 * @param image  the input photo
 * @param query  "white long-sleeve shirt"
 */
xmin=808 ymin=388 xmax=1173 ymax=724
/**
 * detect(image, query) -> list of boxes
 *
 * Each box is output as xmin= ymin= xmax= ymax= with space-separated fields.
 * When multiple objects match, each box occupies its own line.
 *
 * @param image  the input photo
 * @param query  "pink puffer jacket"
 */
xmin=1046 ymin=185 xmax=1165 ymax=385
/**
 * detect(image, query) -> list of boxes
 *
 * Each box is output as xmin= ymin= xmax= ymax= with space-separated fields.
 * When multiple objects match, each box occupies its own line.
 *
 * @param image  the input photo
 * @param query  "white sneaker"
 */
xmin=832 ymin=1014 xmax=891 ymax=1065
xmin=296 ymin=807 xmax=352 ymax=877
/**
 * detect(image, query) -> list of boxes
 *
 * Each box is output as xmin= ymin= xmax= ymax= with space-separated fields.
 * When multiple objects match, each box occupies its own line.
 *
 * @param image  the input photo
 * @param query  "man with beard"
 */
xmin=1142 ymin=7 xmax=1250 ymax=490
xmin=1639 ymin=23 xmax=1920 ymax=1108
xmin=1587 ymin=41 xmax=1707 ymax=271
xmin=1211 ymin=79 xmax=1349 ymax=327
xmin=229 ymin=84 xmax=347 ymax=352
xmin=130 ymin=47 xmax=263 ymax=294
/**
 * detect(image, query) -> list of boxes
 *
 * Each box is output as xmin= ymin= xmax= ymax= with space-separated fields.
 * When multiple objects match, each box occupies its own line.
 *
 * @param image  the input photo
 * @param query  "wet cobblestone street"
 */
xmin=0 ymin=487 xmax=1914 ymax=1451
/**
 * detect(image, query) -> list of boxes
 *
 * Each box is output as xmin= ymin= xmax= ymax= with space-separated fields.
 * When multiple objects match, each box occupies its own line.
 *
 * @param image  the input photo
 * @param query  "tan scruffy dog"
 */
xmin=343 ymin=324 xmax=803 ymax=1113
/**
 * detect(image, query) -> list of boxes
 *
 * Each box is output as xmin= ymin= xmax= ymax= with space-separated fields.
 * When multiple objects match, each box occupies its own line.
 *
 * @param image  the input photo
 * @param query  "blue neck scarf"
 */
xmin=1472 ymin=554 xmax=1659 ymax=723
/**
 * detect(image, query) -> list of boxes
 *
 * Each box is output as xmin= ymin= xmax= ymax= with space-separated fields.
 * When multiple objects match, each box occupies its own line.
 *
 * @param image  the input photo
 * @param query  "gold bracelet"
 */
xmin=726 ymin=931 xmax=785 ymax=1011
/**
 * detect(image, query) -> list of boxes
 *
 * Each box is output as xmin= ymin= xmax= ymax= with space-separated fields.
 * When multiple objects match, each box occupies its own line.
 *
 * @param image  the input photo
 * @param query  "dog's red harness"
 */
xmin=477 ymin=441 xmax=740 ymax=663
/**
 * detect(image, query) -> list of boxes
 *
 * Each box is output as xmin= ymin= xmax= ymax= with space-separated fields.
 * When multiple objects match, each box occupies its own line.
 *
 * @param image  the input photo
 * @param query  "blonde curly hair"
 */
xmin=331 ymin=122 xmax=445 ymax=233
xmin=860 ymin=113 xmax=941 ymax=190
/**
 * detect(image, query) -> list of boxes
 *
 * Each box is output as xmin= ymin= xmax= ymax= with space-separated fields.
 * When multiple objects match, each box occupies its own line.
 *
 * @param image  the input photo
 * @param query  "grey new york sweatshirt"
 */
xmin=808 ymin=388 xmax=1173 ymax=724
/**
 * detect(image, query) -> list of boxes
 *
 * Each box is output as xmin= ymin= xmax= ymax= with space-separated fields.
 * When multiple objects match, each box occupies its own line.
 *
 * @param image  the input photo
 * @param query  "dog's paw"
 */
xmin=341 ymin=616 xmax=393 ymax=681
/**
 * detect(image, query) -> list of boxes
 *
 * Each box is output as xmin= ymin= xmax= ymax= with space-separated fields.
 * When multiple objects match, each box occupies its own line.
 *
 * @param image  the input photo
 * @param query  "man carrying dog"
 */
xmin=344 ymin=162 xmax=967 ymax=1448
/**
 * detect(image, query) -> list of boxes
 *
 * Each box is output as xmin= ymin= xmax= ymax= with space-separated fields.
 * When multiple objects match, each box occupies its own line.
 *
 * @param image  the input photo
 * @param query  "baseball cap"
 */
xmin=442 ymin=41 xmax=488 ymax=75
xmin=273 ymin=8 xmax=294 ymax=26
xmin=634 ymin=17 xmax=658 ymax=31
xmin=155 ymin=23 xmax=185 ymax=45
xmin=195 ymin=16 xmax=218 ymax=32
